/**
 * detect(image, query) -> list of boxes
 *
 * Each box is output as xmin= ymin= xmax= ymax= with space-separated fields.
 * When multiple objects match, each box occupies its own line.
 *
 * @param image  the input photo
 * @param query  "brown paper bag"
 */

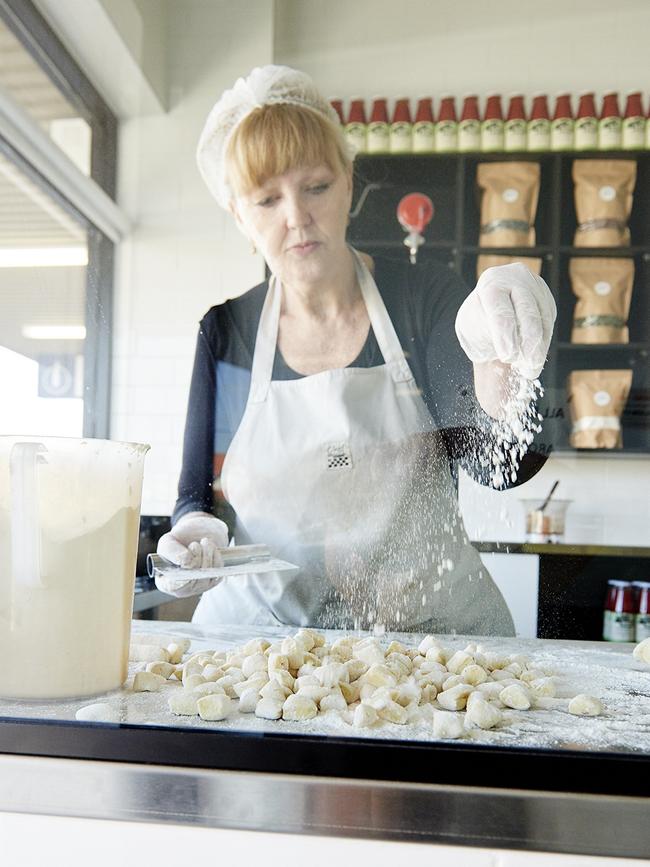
xmin=570 ymin=258 xmax=634 ymax=344
xmin=477 ymin=254 xmax=542 ymax=280
xmin=568 ymin=369 xmax=632 ymax=448
xmin=573 ymin=160 xmax=636 ymax=247
xmin=477 ymin=162 xmax=540 ymax=247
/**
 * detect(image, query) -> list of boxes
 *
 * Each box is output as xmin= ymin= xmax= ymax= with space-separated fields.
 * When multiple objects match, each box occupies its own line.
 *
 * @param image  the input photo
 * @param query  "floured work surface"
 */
xmin=2 ymin=621 xmax=650 ymax=755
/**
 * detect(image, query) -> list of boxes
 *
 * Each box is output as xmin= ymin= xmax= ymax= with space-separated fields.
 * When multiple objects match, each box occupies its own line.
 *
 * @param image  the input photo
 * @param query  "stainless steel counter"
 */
xmin=473 ymin=541 xmax=650 ymax=558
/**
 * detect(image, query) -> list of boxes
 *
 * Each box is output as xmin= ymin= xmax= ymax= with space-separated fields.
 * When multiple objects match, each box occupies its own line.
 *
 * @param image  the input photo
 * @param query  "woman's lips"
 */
xmin=290 ymin=241 xmax=320 ymax=255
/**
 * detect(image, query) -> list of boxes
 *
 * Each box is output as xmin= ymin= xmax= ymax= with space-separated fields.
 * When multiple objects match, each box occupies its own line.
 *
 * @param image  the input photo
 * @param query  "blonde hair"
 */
xmin=226 ymin=103 xmax=352 ymax=198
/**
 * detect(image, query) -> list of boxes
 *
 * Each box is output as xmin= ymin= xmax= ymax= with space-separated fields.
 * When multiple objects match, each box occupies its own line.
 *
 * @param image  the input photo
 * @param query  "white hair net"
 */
xmin=197 ymin=64 xmax=344 ymax=209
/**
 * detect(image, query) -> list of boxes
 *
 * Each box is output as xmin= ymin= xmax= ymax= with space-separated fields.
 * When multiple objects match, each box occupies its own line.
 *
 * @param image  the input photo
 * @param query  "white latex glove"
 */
xmin=455 ymin=263 xmax=557 ymax=380
xmin=155 ymin=511 xmax=229 ymax=598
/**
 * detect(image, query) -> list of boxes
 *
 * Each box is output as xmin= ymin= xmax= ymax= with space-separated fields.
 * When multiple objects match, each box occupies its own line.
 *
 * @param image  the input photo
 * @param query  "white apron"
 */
xmin=193 ymin=251 xmax=514 ymax=635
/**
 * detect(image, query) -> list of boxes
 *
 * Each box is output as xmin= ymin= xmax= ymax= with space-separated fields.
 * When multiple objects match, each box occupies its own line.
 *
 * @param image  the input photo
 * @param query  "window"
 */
xmin=0 ymin=0 xmax=120 ymax=437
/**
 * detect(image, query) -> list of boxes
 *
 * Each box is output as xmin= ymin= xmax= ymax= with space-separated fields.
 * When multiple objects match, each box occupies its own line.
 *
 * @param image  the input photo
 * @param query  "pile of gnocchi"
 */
xmin=127 ymin=630 xmax=606 ymax=740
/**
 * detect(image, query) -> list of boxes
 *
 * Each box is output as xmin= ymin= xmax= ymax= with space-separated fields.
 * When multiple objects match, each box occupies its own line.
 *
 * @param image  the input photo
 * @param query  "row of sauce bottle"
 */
xmin=332 ymin=92 xmax=650 ymax=154
xmin=603 ymin=580 xmax=650 ymax=642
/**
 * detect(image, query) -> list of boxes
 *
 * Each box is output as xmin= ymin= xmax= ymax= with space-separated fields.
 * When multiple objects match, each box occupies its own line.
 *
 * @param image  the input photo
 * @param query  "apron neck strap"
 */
xmin=248 ymin=247 xmax=415 ymax=404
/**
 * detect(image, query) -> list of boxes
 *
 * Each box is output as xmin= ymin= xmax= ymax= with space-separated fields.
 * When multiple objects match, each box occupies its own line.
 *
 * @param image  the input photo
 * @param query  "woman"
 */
xmin=156 ymin=65 xmax=555 ymax=636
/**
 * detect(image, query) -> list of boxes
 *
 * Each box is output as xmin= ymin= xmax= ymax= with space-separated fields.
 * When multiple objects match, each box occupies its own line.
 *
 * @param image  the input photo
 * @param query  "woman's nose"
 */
xmin=284 ymin=195 xmax=312 ymax=229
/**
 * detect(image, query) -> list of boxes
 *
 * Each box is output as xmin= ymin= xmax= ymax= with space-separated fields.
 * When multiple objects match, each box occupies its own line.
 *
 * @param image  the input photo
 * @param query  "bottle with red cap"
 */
xmin=634 ymin=581 xmax=650 ymax=641
xmin=551 ymin=93 xmax=574 ymax=151
xmin=504 ymin=94 xmax=527 ymax=152
xmin=345 ymin=98 xmax=367 ymax=155
xmin=459 ymin=95 xmax=481 ymax=152
xmin=527 ymin=94 xmax=551 ymax=151
xmin=598 ymin=91 xmax=622 ymax=150
xmin=481 ymin=94 xmax=504 ymax=152
xmin=390 ymin=98 xmax=413 ymax=153
xmin=367 ymin=97 xmax=390 ymax=154
xmin=329 ymin=99 xmax=344 ymax=125
xmin=622 ymin=92 xmax=646 ymax=150
xmin=575 ymin=92 xmax=598 ymax=151
xmin=603 ymin=579 xmax=636 ymax=641
xmin=436 ymin=95 xmax=458 ymax=152
xmin=413 ymin=97 xmax=435 ymax=153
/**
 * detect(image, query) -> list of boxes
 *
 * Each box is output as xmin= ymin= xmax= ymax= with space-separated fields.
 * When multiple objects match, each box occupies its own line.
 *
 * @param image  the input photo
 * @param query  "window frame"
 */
xmin=0 ymin=0 xmax=118 ymax=438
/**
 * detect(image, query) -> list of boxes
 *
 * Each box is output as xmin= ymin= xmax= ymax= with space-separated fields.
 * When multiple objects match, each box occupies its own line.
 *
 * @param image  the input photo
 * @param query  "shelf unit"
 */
xmin=348 ymin=150 xmax=650 ymax=454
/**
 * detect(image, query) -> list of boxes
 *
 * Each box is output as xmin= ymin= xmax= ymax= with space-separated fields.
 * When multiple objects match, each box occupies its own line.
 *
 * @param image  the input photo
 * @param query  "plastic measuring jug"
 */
xmin=0 ymin=436 xmax=149 ymax=699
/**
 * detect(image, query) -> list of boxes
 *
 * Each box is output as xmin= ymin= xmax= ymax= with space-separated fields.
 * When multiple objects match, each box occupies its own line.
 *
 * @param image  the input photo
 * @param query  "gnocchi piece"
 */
xmin=433 ymin=711 xmax=465 ymax=740
xmin=344 ymin=659 xmax=368 ymax=682
xmin=377 ymin=699 xmax=408 ymax=725
xmin=339 ymin=681 xmax=361 ymax=704
xmin=461 ymin=664 xmax=489 ymax=686
xmin=215 ymin=675 xmax=241 ymax=698
xmin=129 ymin=645 xmax=170 ymax=664
xmin=441 ymin=674 xmax=465 ymax=691
xmin=362 ymin=663 xmax=396 ymax=688
xmin=259 ymin=680 xmax=291 ymax=702
xmin=75 ymin=703 xmax=121 ymax=723
xmin=201 ymin=664 xmax=225 ymax=682
xmin=241 ymin=653 xmax=268 ymax=679
xmin=133 ymin=671 xmax=166 ymax=692
xmin=255 ymin=698 xmax=283 ymax=720
xmin=242 ymin=638 xmax=270 ymax=655
xmin=568 ymin=694 xmax=603 ymax=717
xmin=465 ymin=696 xmax=502 ymax=730
xmin=354 ymin=642 xmax=385 ymax=667
xmin=145 ymin=661 xmax=175 ymax=679
xmin=633 ymin=638 xmax=650 ymax=665
xmin=424 ymin=646 xmax=447 ymax=665
xmin=166 ymin=643 xmax=186 ymax=665
xmin=233 ymin=674 xmax=267 ymax=698
xmin=280 ymin=638 xmax=305 ymax=670
xmin=475 ymin=681 xmax=505 ymax=700
xmin=436 ymin=683 xmax=473 ymax=711
xmin=320 ymin=691 xmax=348 ymax=713
xmin=293 ymin=629 xmax=316 ymax=652
xmin=239 ymin=687 xmax=261 ymax=713
xmin=197 ymin=693 xmax=232 ymax=721
xmin=520 ymin=668 xmax=546 ymax=684
xmin=193 ymin=682 xmax=226 ymax=697
xmin=272 ymin=669 xmax=296 ymax=691
xmin=267 ymin=653 xmax=289 ymax=673
xmin=529 ymin=678 xmax=556 ymax=698
xmin=168 ymin=692 xmax=199 ymax=716
xmin=295 ymin=685 xmax=329 ymax=705
xmin=314 ymin=662 xmax=349 ymax=688
xmin=417 ymin=635 xmax=442 ymax=656
xmin=183 ymin=673 xmax=206 ymax=691
xmin=353 ymin=703 xmax=379 ymax=728
xmin=499 ymin=684 xmax=531 ymax=711
xmin=282 ymin=694 xmax=318 ymax=721
xmin=445 ymin=651 xmax=474 ymax=675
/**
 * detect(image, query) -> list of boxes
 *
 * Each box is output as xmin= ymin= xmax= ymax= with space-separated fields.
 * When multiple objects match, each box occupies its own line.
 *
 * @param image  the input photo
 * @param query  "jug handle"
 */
xmin=10 ymin=442 xmax=48 ymax=588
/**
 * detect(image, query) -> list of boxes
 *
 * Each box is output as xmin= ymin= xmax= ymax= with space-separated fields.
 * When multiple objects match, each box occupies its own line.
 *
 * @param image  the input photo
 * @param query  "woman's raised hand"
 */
xmin=454 ymin=262 xmax=556 ymax=381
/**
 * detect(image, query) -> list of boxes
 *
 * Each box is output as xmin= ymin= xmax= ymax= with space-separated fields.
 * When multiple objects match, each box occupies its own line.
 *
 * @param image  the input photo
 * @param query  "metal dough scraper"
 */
xmin=147 ymin=544 xmax=298 ymax=585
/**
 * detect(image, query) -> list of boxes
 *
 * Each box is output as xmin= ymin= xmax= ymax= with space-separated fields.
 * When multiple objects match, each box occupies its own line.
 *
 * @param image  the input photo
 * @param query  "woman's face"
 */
xmin=231 ymin=163 xmax=353 ymax=288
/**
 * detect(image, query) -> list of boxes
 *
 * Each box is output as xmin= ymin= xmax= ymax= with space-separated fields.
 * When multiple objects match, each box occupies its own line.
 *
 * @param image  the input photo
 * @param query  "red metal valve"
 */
xmin=396 ymin=193 xmax=434 ymax=264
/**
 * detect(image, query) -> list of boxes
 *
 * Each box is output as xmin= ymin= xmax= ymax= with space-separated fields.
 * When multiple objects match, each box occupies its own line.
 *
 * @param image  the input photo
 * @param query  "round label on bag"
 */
xmin=594 ymin=390 xmax=612 ymax=407
xmin=599 ymin=185 xmax=616 ymax=202
xmin=502 ymin=187 xmax=519 ymax=203
xmin=594 ymin=281 xmax=612 ymax=296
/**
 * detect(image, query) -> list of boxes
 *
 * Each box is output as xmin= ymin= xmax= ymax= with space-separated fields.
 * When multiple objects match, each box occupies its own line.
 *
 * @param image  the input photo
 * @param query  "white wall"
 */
xmin=274 ymin=0 xmax=650 ymax=102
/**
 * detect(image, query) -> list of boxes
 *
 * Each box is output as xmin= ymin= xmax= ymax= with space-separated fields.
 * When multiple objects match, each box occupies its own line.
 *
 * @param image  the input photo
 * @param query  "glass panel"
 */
xmin=0 ymin=16 xmax=92 ymax=176
xmin=0 ymin=150 xmax=87 ymax=436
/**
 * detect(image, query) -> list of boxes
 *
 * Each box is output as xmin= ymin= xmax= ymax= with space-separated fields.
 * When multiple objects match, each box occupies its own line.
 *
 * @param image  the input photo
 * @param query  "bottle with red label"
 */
xmin=575 ymin=92 xmax=598 ymax=151
xmin=390 ymin=98 xmax=413 ymax=153
xmin=329 ymin=99 xmax=344 ymax=125
xmin=481 ymin=94 xmax=504 ymax=152
xmin=413 ymin=97 xmax=435 ymax=153
xmin=436 ymin=96 xmax=458 ymax=152
xmin=603 ymin=579 xmax=636 ymax=641
xmin=528 ymin=94 xmax=551 ymax=151
xmin=551 ymin=93 xmax=574 ymax=151
xmin=633 ymin=581 xmax=650 ymax=641
xmin=459 ymin=95 xmax=481 ymax=152
xmin=622 ymin=92 xmax=646 ymax=150
xmin=367 ymin=97 xmax=390 ymax=154
xmin=598 ymin=91 xmax=622 ymax=150
xmin=504 ymin=94 xmax=527 ymax=152
xmin=345 ymin=98 xmax=367 ymax=155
